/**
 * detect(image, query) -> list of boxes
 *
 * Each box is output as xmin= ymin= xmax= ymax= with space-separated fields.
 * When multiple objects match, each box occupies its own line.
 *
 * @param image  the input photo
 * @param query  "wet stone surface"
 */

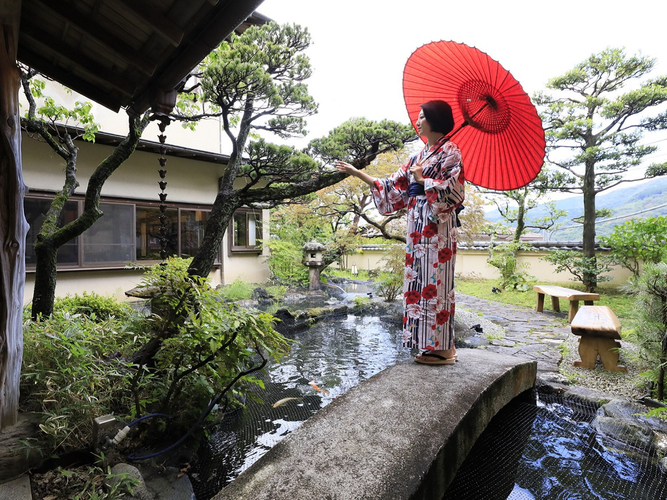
xmin=457 ymin=293 xmax=571 ymax=376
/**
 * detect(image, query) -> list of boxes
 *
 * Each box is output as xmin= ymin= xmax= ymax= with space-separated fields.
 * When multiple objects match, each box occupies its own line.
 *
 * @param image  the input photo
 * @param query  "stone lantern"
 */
xmin=302 ymin=240 xmax=326 ymax=291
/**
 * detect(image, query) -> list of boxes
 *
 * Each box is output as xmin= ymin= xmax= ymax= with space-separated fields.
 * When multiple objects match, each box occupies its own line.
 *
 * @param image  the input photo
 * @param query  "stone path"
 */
xmin=457 ymin=293 xmax=572 ymax=378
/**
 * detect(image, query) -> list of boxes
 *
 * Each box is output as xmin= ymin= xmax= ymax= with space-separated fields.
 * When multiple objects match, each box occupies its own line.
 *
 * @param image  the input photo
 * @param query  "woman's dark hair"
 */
xmin=420 ymin=100 xmax=455 ymax=135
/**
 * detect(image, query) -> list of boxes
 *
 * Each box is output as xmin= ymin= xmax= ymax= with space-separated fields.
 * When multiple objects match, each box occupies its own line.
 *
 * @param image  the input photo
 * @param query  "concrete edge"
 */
xmin=213 ymin=349 xmax=537 ymax=500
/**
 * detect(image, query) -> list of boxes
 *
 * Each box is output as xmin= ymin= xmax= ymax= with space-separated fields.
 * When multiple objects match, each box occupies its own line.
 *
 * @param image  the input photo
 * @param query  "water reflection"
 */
xmin=191 ymin=303 xmax=665 ymax=500
xmin=446 ymin=393 xmax=666 ymax=500
xmin=190 ymin=314 xmax=411 ymax=499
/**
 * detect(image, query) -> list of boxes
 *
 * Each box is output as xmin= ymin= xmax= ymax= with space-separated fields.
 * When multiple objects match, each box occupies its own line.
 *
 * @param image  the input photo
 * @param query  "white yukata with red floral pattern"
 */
xmin=371 ymin=136 xmax=465 ymax=351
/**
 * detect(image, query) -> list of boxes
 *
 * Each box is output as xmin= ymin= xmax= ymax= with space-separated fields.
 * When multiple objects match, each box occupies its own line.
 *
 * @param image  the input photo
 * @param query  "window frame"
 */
xmin=228 ymin=208 xmax=263 ymax=254
xmin=23 ymin=193 xmax=235 ymax=272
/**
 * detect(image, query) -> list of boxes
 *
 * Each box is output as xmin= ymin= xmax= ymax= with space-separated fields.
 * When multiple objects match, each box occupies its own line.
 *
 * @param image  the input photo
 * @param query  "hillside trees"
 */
xmin=175 ymin=22 xmax=414 ymax=279
xmin=534 ymin=48 xmax=667 ymax=290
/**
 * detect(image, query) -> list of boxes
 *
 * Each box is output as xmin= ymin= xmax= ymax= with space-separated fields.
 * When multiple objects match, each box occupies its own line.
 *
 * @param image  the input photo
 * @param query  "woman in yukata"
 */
xmin=335 ymin=100 xmax=465 ymax=365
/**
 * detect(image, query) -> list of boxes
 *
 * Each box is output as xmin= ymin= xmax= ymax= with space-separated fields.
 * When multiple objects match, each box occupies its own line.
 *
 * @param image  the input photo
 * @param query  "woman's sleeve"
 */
xmin=370 ymin=162 xmax=410 ymax=215
xmin=423 ymin=143 xmax=466 ymax=223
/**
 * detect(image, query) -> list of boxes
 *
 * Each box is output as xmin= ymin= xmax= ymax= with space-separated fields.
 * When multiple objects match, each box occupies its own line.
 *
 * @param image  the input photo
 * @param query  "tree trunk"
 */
xmin=31 ymin=241 xmax=58 ymax=318
xmin=0 ymin=4 xmax=28 ymax=430
xmin=28 ymin=115 xmax=147 ymax=318
xmin=659 ymin=296 xmax=667 ymax=401
xmin=188 ymin=191 xmax=239 ymax=278
xmin=188 ymin=105 xmax=252 ymax=279
xmin=513 ymin=191 xmax=526 ymax=244
xmin=582 ymin=160 xmax=597 ymax=292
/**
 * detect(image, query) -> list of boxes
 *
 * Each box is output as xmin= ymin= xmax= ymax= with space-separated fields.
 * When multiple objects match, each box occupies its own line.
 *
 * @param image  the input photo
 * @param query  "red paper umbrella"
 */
xmin=403 ymin=41 xmax=545 ymax=191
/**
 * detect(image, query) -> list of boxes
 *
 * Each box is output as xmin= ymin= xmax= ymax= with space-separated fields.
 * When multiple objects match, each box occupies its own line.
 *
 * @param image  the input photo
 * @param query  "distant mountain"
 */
xmin=485 ymin=177 xmax=667 ymax=241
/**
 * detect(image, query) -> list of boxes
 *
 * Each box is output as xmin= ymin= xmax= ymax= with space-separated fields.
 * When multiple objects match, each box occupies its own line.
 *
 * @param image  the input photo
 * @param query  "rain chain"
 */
xmin=157 ymin=117 xmax=171 ymax=261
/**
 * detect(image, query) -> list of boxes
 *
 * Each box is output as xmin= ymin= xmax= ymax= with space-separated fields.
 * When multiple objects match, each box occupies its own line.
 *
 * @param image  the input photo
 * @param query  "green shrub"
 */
xmin=217 ymin=278 xmax=256 ymax=301
xmin=487 ymin=242 xmax=534 ymax=292
xmin=375 ymin=245 xmax=404 ymax=302
xmin=54 ymin=291 xmax=133 ymax=321
xmin=21 ymin=257 xmax=291 ymax=457
xmin=22 ymin=312 xmax=143 ymax=452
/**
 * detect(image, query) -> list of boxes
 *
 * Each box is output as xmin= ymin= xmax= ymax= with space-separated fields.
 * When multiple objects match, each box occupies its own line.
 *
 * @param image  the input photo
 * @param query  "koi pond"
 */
xmin=189 ymin=287 xmax=666 ymax=500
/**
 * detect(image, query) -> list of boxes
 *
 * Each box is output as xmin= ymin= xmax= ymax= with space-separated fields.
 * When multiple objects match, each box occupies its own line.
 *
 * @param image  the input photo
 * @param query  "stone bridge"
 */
xmin=213 ymin=349 xmax=537 ymax=499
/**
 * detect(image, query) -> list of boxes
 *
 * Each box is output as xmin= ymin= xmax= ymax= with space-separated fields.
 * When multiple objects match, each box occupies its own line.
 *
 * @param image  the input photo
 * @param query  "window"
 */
xmin=83 ymin=203 xmax=134 ymax=264
xmin=24 ymin=196 xmax=245 ymax=270
xmin=25 ymin=198 xmax=79 ymax=266
xmin=180 ymin=210 xmax=209 ymax=259
xmin=230 ymin=209 xmax=262 ymax=253
xmin=135 ymin=206 xmax=178 ymax=261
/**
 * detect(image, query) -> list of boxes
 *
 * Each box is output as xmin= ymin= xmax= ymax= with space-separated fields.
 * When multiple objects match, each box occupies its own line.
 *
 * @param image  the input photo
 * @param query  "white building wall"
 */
xmin=22 ymin=81 xmax=271 ymax=305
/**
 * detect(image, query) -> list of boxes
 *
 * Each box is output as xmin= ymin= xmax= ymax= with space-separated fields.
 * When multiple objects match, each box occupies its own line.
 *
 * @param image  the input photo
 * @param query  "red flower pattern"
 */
xmin=394 ymin=177 xmax=409 ymax=190
xmin=438 ymin=248 xmax=453 ymax=263
xmin=436 ymin=309 xmax=450 ymax=325
xmin=404 ymin=290 xmax=421 ymax=304
xmin=369 ymin=138 xmax=464 ymax=351
xmin=421 ymin=284 xmax=437 ymax=300
xmin=422 ymin=222 xmax=438 ymax=238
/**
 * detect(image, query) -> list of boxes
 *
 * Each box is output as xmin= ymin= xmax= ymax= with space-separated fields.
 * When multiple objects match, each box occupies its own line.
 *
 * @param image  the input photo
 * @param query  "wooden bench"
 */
xmin=570 ymin=305 xmax=627 ymax=372
xmin=534 ymin=285 xmax=600 ymax=322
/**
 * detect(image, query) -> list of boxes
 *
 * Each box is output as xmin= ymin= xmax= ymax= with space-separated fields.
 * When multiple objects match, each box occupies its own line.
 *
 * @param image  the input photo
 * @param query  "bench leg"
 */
xmin=574 ymin=336 xmax=597 ymax=369
xmin=551 ymin=296 xmax=560 ymax=313
xmin=536 ymin=293 xmax=545 ymax=313
xmin=574 ymin=336 xmax=627 ymax=373
xmin=599 ymin=339 xmax=627 ymax=373
xmin=568 ymin=301 xmax=579 ymax=323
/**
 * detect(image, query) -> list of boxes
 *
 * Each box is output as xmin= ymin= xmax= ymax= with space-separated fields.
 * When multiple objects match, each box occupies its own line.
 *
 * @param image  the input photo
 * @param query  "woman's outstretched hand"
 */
xmin=335 ymin=160 xmax=358 ymax=176
xmin=335 ymin=160 xmax=377 ymax=188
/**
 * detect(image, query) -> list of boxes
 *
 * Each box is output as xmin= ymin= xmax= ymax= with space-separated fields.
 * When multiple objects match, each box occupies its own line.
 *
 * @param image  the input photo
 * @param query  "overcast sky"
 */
xmin=259 ymin=0 xmax=667 ymax=166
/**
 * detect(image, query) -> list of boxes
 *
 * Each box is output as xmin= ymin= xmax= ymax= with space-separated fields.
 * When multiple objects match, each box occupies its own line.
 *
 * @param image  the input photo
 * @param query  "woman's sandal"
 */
xmin=414 ymin=351 xmax=457 ymax=365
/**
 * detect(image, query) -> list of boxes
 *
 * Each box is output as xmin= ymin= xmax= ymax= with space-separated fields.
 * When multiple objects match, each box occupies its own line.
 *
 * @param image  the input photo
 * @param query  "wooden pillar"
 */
xmin=0 ymin=0 xmax=27 ymax=430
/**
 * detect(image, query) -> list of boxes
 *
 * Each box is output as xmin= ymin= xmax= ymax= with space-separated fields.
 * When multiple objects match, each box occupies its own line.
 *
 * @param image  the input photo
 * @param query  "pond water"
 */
xmin=190 ymin=290 xmax=665 ymax=500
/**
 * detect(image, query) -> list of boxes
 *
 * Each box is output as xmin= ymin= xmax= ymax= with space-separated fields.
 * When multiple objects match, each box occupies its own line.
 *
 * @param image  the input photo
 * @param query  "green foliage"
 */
xmin=644 ymin=406 xmax=667 ymax=421
xmin=130 ymin=258 xmax=290 ymax=422
xmin=22 ymin=312 xmax=143 ymax=452
xmin=486 ymin=242 xmax=534 ymax=291
xmin=541 ymin=250 xmax=614 ymax=291
xmin=26 ymin=78 xmax=100 ymax=142
xmin=265 ymin=238 xmax=309 ymax=285
xmin=600 ymin=216 xmax=667 ymax=277
xmin=307 ymin=117 xmax=415 ymax=165
xmin=53 ymin=292 xmax=133 ymax=321
xmin=21 ymin=258 xmax=291 ymax=456
xmin=626 ymin=262 xmax=667 ymax=400
xmin=217 ymin=278 xmax=257 ymax=301
xmin=197 ymin=22 xmax=317 ymax=137
xmin=534 ymin=48 xmax=667 ymax=279
xmin=375 ymin=245 xmax=405 ymax=302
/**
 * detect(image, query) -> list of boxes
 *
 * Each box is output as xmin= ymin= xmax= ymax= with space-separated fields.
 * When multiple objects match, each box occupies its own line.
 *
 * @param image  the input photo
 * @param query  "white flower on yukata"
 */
xmin=412 ymin=244 xmax=427 ymax=259
xmin=404 ymin=267 xmax=418 ymax=281
xmin=427 ymin=296 xmax=446 ymax=314
xmin=450 ymin=226 xmax=458 ymax=241
xmin=388 ymin=190 xmax=404 ymax=205
xmin=406 ymin=303 xmax=422 ymax=319
xmin=427 ymin=240 xmax=439 ymax=254
xmin=432 ymin=232 xmax=446 ymax=249
xmin=407 ymin=208 xmax=418 ymax=225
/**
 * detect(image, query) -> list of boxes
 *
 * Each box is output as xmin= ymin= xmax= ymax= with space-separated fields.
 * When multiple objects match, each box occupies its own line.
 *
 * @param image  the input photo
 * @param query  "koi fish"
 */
xmin=309 ymin=379 xmax=329 ymax=395
xmin=272 ymin=397 xmax=301 ymax=408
